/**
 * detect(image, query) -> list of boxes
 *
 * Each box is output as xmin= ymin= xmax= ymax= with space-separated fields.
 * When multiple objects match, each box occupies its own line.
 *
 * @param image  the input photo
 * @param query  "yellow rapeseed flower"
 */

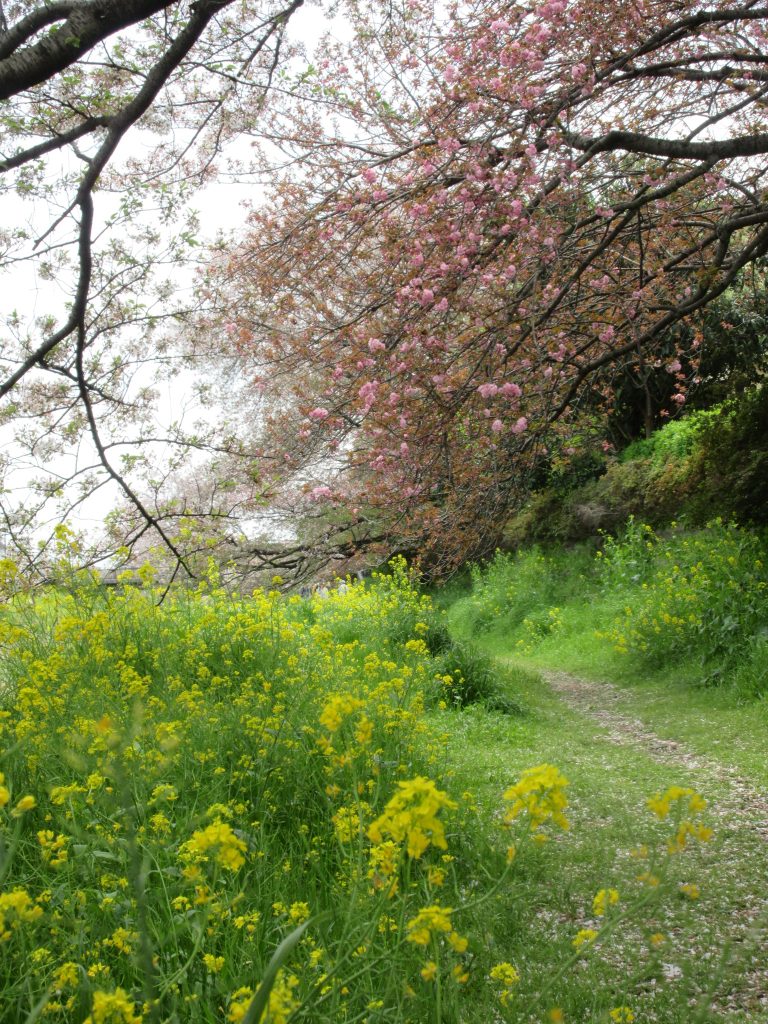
xmin=489 ymin=962 xmax=520 ymax=1005
xmin=609 ymin=1008 xmax=635 ymax=1023
xmin=0 ymin=888 xmax=44 ymax=941
xmin=420 ymin=961 xmax=438 ymax=982
xmin=502 ymin=764 xmax=570 ymax=833
xmin=202 ymin=953 xmax=225 ymax=973
xmin=592 ymin=888 xmax=619 ymax=916
xmin=572 ymin=928 xmax=598 ymax=950
xmin=368 ymin=777 xmax=457 ymax=859
xmin=11 ymin=794 xmax=36 ymax=817
xmin=180 ymin=820 xmax=247 ymax=871
xmin=83 ymin=988 xmax=141 ymax=1024
xmin=37 ymin=830 xmax=69 ymax=868
xmin=227 ymin=971 xmax=298 ymax=1024
xmin=647 ymin=786 xmax=706 ymax=820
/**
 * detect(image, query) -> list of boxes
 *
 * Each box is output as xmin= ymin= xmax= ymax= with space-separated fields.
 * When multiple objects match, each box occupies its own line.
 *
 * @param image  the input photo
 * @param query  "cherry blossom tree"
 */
xmin=209 ymin=0 xmax=768 ymax=575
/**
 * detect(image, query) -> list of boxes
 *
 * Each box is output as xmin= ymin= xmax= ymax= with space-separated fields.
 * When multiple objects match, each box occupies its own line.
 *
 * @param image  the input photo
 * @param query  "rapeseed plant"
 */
xmin=0 ymin=551 xmax=720 ymax=1023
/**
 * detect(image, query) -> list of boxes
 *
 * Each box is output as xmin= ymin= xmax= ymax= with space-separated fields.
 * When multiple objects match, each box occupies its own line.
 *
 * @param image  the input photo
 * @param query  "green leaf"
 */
xmin=242 ymin=915 xmax=327 ymax=1024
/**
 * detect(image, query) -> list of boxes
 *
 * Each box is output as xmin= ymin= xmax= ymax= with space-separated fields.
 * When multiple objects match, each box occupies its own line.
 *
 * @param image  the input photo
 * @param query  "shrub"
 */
xmin=599 ymin=521 xmax=768 ymax=670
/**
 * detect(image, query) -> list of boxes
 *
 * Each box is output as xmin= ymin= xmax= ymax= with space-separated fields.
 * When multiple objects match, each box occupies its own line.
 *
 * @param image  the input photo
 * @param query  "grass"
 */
xmin=445 ymin=523 xmax=768 ymax=787
xmin=437 ymin=525 xmax=768 ymax=1021
xmin=428 ymin=662 xmax=768 ymax=1022
xmin=0 ymin=541 xmax=764 ymax=1023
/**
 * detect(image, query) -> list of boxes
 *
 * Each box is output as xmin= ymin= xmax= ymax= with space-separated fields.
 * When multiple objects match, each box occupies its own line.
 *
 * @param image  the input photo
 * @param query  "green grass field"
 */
xmin=0 ymin=537 xmax=765 ymax=1023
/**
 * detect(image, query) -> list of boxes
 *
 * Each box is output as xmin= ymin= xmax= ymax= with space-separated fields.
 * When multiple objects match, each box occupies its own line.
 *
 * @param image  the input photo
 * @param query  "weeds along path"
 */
xmin=531 ymin=666 xmax=768 ymax=1019
xmin=541 ymin=668 xmax=768 ymax=845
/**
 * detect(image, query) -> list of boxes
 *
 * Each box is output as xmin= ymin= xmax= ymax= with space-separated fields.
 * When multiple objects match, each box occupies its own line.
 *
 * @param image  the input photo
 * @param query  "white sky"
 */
xmin=1 ymin=2 xmax=351 ymax=545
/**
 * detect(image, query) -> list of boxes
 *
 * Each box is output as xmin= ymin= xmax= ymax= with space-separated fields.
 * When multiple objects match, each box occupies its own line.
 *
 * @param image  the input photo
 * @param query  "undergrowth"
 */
xmin=450 ymin=520 xmax=768 ymax=700
xmin=0 ymin=554 xmax=721 ymax=1023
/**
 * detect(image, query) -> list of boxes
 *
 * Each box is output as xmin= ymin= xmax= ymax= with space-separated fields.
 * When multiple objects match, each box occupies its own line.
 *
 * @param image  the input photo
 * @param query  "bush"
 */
xmin=686 ymin=386 xmax=768 ymax=527
xmin=599 ymin=521 xmax=768 ymax=672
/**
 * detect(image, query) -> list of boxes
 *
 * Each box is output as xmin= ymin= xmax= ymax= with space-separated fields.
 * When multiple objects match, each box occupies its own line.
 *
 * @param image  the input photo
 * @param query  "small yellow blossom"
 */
xmin=53 ymin=962 xmax=80 ymax=989
xmin=647 ymin=786 xmax=707 ymax=820
xmin=288 ymin=901 xmax=310 ymax=924
xmin=83 ymin=987 xmax=141 ymax=1024
xmin=609 ymin=1008 xmax=635 ymax=1023
xmin=0 ymin=888 xmax=44 ymax=940
xmin=405 ymin=904 xmax=465 ymax=954
xmin=37 ymin=830 xmax=69 ymax=868
xmin=489 ymin=962 xmax=520 ymax=1005
xmin=592 ymin=888 xmax=619 ymax=916
xmin=420 ymin=961 xmax=438 ymax=982
xmin=11 ymin=794 xmax=36 ymax=817
xmin=227 ymin=971 xmax=298 ymax=1024
xmin=180 ymin=820 xmax=247 ymax=871
xmin=572 ymin=928 xmax=598 ymax=950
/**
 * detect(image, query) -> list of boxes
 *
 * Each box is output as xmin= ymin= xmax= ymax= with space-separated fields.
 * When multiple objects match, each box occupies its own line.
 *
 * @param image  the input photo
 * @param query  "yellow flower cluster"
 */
xmin=646 ymin=786 xmax=706 ymax=820
xmin=228 ymin=971 xmax=299 ymax=1024
xmin=502 ymin=763 xmax=570 ymax=834
xmin=609 ymin=1008 xmax=635 ymax=1023
xmin=592 ymin=887 xmax=620 ymax=916
xmin=37 ymin=829 xmax=69 ymax=868
xmin=489 ymin=962 xmax=520 ymax=1006
xmin=572 ymin=927 xmax=598 ymax=950
xmin=368 ymin=777 xmax=457 ymax=859
xmin=319 ymin=694 xmax=365 ymax=733
xmin=405 ymin=904 xmax=467 ymax=953
xmin=647 ymin=786 xmax=713 ymax=854
xmin=0 ymin=888 xmax=44 ymax=942
xmin=83 ymin=988 xmax=142 ymax=1024
xmin=179 ymin=820 xmax=247 ymax=872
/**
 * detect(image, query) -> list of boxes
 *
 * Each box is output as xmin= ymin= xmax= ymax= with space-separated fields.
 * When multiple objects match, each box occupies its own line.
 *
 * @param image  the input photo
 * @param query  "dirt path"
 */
xmin=541 ymin=667 xmax=768 ymax=1019
xmin=541 ymin=668 xmax=768 ymax=842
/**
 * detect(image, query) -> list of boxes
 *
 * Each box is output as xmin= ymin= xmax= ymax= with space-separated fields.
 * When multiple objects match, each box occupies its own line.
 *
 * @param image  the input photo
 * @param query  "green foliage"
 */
xmin=601 ymin=521 xmax=768 ymax=673
xmin=504 ymin=389 xmax=768 ymax=547
xmin=685 ymin=386 xmax=768 ymax=527
xmin=434 ymin=640 xmax=524 ymax=714
xmin=596 ymin=517 xmax=659 ymax=588
xmin=619 ymin=412 xmax=711 ymax=466
xmin=462 ymin=521 xmax=768 ymax=696
xmin=449 ymin=546 xmax=594 ymax=644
